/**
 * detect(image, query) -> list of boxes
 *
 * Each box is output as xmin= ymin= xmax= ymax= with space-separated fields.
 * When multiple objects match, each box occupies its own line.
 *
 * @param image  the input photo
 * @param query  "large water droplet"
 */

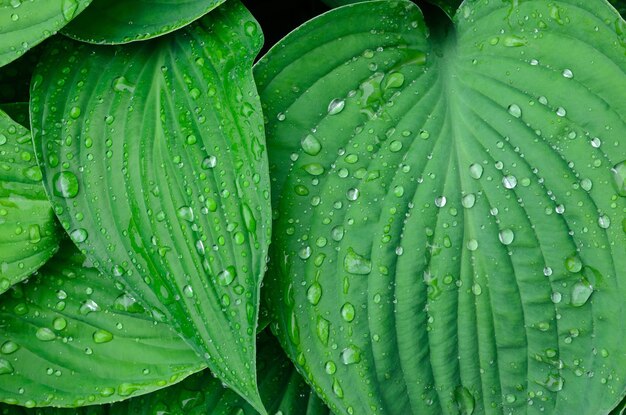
xmin=543 ymin=374 xmax=564 ymax=392
xmin=502 ymin=175 xmax=517 ymax=189
xmin=340 ymin=344 xmax=362 ymax=365
xmin=36 ymin=328 xmax=56 ymax=342
xmin=307 ymin=282 xmax=322 ymax=305
xmin=498 ymin=229 xmax=515 ymax=245
xmin=344 ymin=248 xmax=372 ymax=275
xmin=341 ymin=303 xmax=355 ymax=322
xmin=462 ymin=194 xmax=476 ymax=209
xmin=1 ymin=341 xmax=19 ymax=355
xmin=217 ymin=266 xmax=236 ymax=286
xmin=0 ymin=359 xmax=14 ymax=375
xmin=62 ymin=0 xmax=79 ymax=21
xmin=565 ymin=255 xmax=583 ymax=273
xmin=301 ymin=134 xmax=322 ymax=156
xmin=435 ymin=196 xmax=447 ymax=208
xmin=93 ymin=329 xmax=113 ymax=344
xmin=70 ymin=228 xmax=88 ymax=243
xmin=328 ymin=99 xmax=346 ymax=115
xmin=611 ymin=161 xmax=626 ymax=197
xmin=507 ymin=104 xmax=522 ymax=118
xmin=52 ymin=171 xmax=79 ymax=198
xmin=177 ymin=206 xmax=194 ymax=222
xmin=469 ymin=163 xmax=483 ymax=179
xmin=80 ymin=299 xmax=100 ymax=315
xmin=454 ymin=386 xmax=475 ymax=415
xmin=571 ymin=281 xmax=593 ymax=307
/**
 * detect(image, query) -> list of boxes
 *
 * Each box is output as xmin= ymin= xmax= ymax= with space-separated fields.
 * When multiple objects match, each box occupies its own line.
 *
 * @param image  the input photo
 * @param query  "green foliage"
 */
xmin=0 ymin=0 xmax=624 ymax=414
xmin=255 ymin=0 xmax=626 ymax=414
xmin=62 ymin=0 xmax=227 ymax=44
xmin=0 ymin=109 xmax=60 ymax=294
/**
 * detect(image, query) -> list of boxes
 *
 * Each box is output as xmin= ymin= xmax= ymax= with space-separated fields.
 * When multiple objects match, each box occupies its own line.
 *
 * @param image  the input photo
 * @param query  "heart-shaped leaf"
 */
xmin=0 ymin=244 xmax=205 ymax=408
xmin=62 ymin=0 xmax=226 ymax=44
xmin=0 ymin=108 xmax=60 ymax=294
xmin=31 ymin=1 xmax=270 ymax=411
xmin=0 ymin=0 xmax=92 ymax=67
xmin=0 ymin=334 xmax=330 ymax=415
xmin=255 ymin=0 xmax=626 ymax=414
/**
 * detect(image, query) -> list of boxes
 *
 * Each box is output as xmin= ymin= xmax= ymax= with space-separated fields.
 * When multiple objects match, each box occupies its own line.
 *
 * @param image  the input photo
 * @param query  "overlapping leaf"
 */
xmin=0 ymin=334 xmax=330 ymax=414
xmin=0 ymin=108 xmax=60 ymax=294
xmin=62 ymin=0 xmax=226 ymax=44
xmin=0 ymin=0 xmax=92 ymax=67
xmin=0 ymin=244 xmax=204 ymax=407
xmin=31 ymin=1 xmax=270 ymax=411
xmin=256 ymin=0 xmax=626 ymax=414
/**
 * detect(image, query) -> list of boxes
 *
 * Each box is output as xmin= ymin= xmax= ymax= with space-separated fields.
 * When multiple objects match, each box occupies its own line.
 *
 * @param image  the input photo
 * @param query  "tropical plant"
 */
xmin=0 ymin=0 xmax=624 ymax=414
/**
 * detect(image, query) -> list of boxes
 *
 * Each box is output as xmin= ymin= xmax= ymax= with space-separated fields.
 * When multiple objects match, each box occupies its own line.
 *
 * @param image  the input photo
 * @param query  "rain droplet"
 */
xmin=462 ymin=193 xmax=476 ymax=208
xmin=52 ymin=317 xmax=67 ymax=331
xmin=0 ymin=359 xmax=14 ymax=375
xmin=62 ymin=0 xmax=79 ymax=21
xmin=80 ymin=299 xmax=100 ymax=315
xmin=611 ymin=161 xmax=626 ymax=197
xmin=469 ymin=163 xmax=483 ymax=179
xmin=328 ymin=99 xmax=346 ymax=115
xmin=70 ymin=228 xmax=88 ymax=243
xmin=202 ymin=155 xmax=217 ymax=169
xmin=502 ymin=175 xmax=517 ymax=189
xmin=36 ymin=328 xmax=56 ymax=342
xmin=435 ymin=196 xmax=447 ymax=208
xmin=341 ymin=303 xmax=355 ymax=322
xmin=344 ymin=248 xmax=372 ymax=275
xmin=346 ymin=188 xmax=360 ymax=201
xmin=340 ymin=344 xmax=362 ymax=365
xmin=565 ymin=255 xmax=583 ymax=273
xmin=556 ymin=107 xmax=567 ymax=117
xmin=183 ymin=285 xmax=194 ymax=298
xmin=307 ymin=282 xmax=322 ymax=305
xmin=544 ymin=374 xmax=564 ymax=392
xmin=498 ymin=229 xmax=515 ymax=245
xmin=598 ymin=214 xmax=611 ymax=229
xmin=1 ymin=341 xmax=19 ymax=355
xmin=303 ymin=163 xmax=325 ymax=176
xmin=571 ymin=281 xmax=593 ymax=307
xmin=69 ymin=106 xmax=81 ymax=119
xmin=301 ymin=134 xmax=322 ymax=156
xmin=217 ymin=266 xmax=236 ymax=286
xmin=52 ymin=171 xmax=79 ymax=198
xmin=467 ymin=239 xmax=478 ymax=251
xmin=93 ymin=329 xmax=113 ymax=344
xmin=177 ymin=206 xmax=194 ymax=222
xmin=562 ymin=69 xmax=574 ymax=79
xmin=507 ymin=104 xmax=522 ymax=118
xmin=385 ymin=72 xmax=405 ymax=89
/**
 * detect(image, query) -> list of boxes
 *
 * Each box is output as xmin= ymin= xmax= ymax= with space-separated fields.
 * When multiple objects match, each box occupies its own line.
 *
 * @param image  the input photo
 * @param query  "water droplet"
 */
xmin=461 ymin=193 xmax=476 ymax=209
xmin=301 ymin=134 xmax=322 ymax=156
xmin=36 ymin=328 xmax=56 ymax=342
xmin=502 ymin=175 xmax=517 ymax=189
xmin=346 ymin=188 xmax=359 ymax=201
xmin=498 ymin=229 xmax=515 ymax=245
xmin=69 ymin=106 xmax=81 ymax=119
xmin=112 ymin=76 xmax=135 ymax=93
xmin=52 ymin=317 xmax=67 ymax=331
xmin=62 ymin=0 xmax=78 ymax=21
xmin=505 ymin=394 xmax=516 ymax=404
xmin=316 ymin=317 xmax=330 ymax=346
xmin=562 ymin=69 xmax=574 ymax=79
xmin=217 ymin=266 xmax=236 ymax=286
xmin=556 ymin=107 xmax=567 ymax=117
xmin=70 ymin=228 xmax=88 ymax=243
xmin=454 ymin=386 xmax=475 ymax=415
xmin=177 ymin=206 xmax=194 ymax=222
xmin=325 ymin=361 xmax=337 ymax=374
xmin=598 ymin=215 xmax=611 ymax=229
xmin=472 ymin=283 xmax=482 ymax=296
xmin=543 ymin=374 xmax=564 ymax=392
xmin=307 ymin=282 xmax=322 ymax=305
xmin=303 ymin=163 xmax=325 ymax=176
xmin=611 ymin=161 xmax=626 ymax=196
xmin=385 ymin=72 xmax=405 ymax=89
xmin=435 ymin=196 xmax=447 ymax=208
xmin=202 ymin=155 xmax=217 ymax=169
xmin=52 ymin=171 xmax=79 ymax=198
xmin=469 ymin=163 xmax=483 ymax=179
xmin=344 ymin=248 xmax=372 ymax=275
xmin=340 ymin=344 xmax=362 ymax=365
xmin=341 ymin=303 xmax=355 ymax=322
xmin=507 ymin=104 xmax=522 ymax=118
xmin=0 ymin=359 xmax=14 ymax=375
xmin=1 ymin=341 xmax=19 ymax=355
xmin=467 ymin=239 xmax=478 ymax=251
xmin=543 ymin=266 xmax=553 ymax=277
xmin=565 ymin=255 xmax=582 ymax=273
xmin=571 ymin=281 xmax=593 ymax=307
xmin=551 ymin=291 xmax=562 ymax=304
xmin=93 ymin=329 xmax=113 ymax=344
xmin=502 ymin=35 xmax=527 ymax=47
xmin=80 ymin=299 xmax=100 ymax=315
xmin=328 ymin=99 xmax=346 ymax=115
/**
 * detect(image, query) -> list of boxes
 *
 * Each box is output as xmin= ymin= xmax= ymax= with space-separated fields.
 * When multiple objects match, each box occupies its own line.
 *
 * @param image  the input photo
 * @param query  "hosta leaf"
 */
xmin=62 ymin=0 xmax=226 ymax=44
xmin=255 ymin=0 xmax=626 ymax=414
xmin=0 ymin=334 xmax=330 ymax=415
xmin=31 ymin=1 xmax=270 ymax=411
xmin=0 ymin=109 xmax=60 ymax=294
xmin=0 ymin=244 xmax=204 ymax=408
xmin=0 ymin=0 xmax=92 ymax=67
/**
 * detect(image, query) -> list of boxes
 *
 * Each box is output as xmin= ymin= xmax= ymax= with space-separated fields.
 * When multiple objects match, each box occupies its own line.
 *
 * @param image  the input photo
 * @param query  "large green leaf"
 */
xmin=62 ymin=0 xmax=226 ymax=44
xmin=0 ymin=243 xmax=204 ymax=408
xmin=0 ymin=334 xmax=330 ymax=415
xmin=0 ymin=108 xmax=60 ymax=294
xmin=31 ymin=1 xmax=270 ymax=411
xmin=0 ymin=0 xmax=92 ymax=67
xmin=255 ymin=0 xmax=626 ymax=414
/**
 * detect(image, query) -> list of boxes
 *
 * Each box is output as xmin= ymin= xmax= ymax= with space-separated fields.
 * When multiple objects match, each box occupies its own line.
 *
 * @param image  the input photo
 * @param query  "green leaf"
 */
xmin=0 ymin=243 xmax=205 ymax=408
xmin=31 ymin=1 xmax=270 ymax=411
xmin=62 ymin=0 xmax=227 ymax=44
xmin=255 ymin=0 xmax=626 ymax=414
xmin=321 ymin=0 xmax=367 ymax=8
xmin=0 ymin=109 xmax=60 ymax=294
xmin=0 ymin=334 xmax=330 ymax=415
xmin=0 ymin=0 xmax=92 ymax=67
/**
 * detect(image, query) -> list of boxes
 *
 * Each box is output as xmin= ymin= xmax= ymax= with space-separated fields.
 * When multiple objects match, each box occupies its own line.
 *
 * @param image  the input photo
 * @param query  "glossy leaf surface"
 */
xmin=0 ymin=245 xmax=204 ymax=407
xmin=256 ymin=0 xmax=626 ymax=414
xmin=0 ymin=109 xmax=60 ymax=294
xmin=31 ymin=1 xmax=270 ymax=411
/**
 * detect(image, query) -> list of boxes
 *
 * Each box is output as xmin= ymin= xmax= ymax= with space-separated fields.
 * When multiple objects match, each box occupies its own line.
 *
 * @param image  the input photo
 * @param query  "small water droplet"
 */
xmin=565 ymin=255 xmax=583 ymax=273
xmin=0 ymin=359 xmax=14 ymax=375
xmin=93 ymin=329 xmax=113 ymax=344
xmin=346 ymin=188 xmax=360 ymax=201
xmin=328 ymin=99 xmax=346 ymax=115
xmin=556 ymin=107 xmax=567 ymax=117
xmin=507 ymin=104 xmax=522 ymax=118
xmin=62 ymin=0 xmax=79 ymax=21
xmin=469 ymin=163 xmax=483 ymax=179
xmin=543 ymin=374 xmax=564 ymax=392
xmin=341 ymin=303 xmax=355 ymax=322
xmin=598 ymin=214 xmax=611 ymax=229
xmin=340 ymin=344 xmax=362 ymax=365
xmin=69 ymin=106 xmax=81 ymax=119
xmin=301 ymin=134 xmax=322 ymax=156
xmin=571 ymin=281 xmax=593 ymax=307
xmin=502 ymin=35 xmax=527 ymax=47
xmin=502 ymin=175 xmax=517 ymax=189
xmin=217 ymin=266 xmax=236 ymax=286
xmin=562 ymin=69 xmax=574 ymax=79
xmin=36 ymin=328 xmax=56 ymax=342
xmin=344 ymin=248 xmax=372 ymax=275
xmin=1 ymin=341 xmax=19 ymax=355
xmin=467 ymin=239 xmax=478 ymax=251
xmin=183 ymin=285 xmax=194 ymax=298
xmin=307 ymin=282 xmax=322 ymax=305
xmin=70 ymin=228 xmax=88 ymax=243
xmin=177 ymin=206 xmax=194 ymax=222
xmin=498 ymin=229 xmax=515 ymax=245
xmin=52 ymin=171 xmax=79 ymax=198
xmin=80 ymin=299 xmax=100 ymax=315
xmin=385 ymin=72 xmax=405 ymax=89
xmin=435 ymin=196 xmax=447 ymax=208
